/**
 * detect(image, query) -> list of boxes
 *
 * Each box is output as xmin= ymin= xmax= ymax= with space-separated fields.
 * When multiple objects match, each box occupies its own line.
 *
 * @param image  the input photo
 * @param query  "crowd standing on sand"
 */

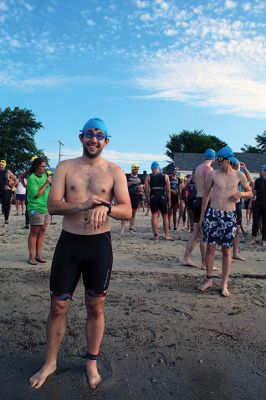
xmin=0 ymin=117 xmax=265 ymax=392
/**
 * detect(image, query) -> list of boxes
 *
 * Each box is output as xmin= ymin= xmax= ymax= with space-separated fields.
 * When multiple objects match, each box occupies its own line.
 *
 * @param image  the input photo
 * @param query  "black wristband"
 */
xmin=101 ymin=203 xmax=112 ymax=215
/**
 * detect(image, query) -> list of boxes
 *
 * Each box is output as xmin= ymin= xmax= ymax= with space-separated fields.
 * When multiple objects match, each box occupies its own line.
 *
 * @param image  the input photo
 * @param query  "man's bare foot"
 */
xmin=165 ymin=236 xmax=174 ymax=241
xmin=221 ymin=285 xmax=230 ymax=297
xmin=199 ymin=279 xmax=213 ymax=292
xmin=29 ymin=363 xmax=56 ymax=389
xmin=182 ymin=258 xmax=197 ymax=267
xmin=86 ymin=361 xmax=102 ymax=389
xmin=262 ymin=240 xmax=266 ymax=247
xmin=251 ymin=237 xmax=256 ymax=245
xmin=233 ymin=254 xmax=246 ymax=261
xmin=153 ymin=234 xmax=158 ymax=240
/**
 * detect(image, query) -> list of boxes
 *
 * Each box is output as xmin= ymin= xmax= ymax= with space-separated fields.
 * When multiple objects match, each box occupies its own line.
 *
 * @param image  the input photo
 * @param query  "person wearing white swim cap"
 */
xmin=199 ymin=146 xmax=252 ymax=297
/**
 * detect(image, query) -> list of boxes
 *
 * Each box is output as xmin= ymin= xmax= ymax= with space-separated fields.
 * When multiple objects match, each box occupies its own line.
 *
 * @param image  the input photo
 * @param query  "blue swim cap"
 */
xmin=80 ymin=118 xmax=111 ymax=137
xmin=216 ymin=146 xmax=234 ymax=159
xmin=261 ymin=164 xmax=266 ymax=171
xmin=204 ymin=148 xmax=216 ymax=160
xmin=151 ymin=161 xmax=160 ymax=169
xmin=229 ymin=156 xmax=239 ymax=167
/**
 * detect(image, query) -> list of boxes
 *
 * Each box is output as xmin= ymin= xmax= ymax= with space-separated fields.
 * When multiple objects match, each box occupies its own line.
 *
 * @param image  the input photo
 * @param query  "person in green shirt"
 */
xmin=27 ymin=158 xmax=51 ymax=265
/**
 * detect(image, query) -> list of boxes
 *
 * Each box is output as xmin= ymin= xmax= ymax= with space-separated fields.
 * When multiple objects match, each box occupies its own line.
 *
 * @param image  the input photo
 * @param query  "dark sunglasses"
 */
xmin=83 ymin=129 xmax=107 ymax=141
xmin=217 ymin=156 xmax=228 ymax=162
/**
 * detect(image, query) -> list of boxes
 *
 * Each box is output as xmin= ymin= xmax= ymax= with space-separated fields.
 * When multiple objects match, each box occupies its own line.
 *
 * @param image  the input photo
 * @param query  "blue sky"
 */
xmin=1 ymin=0 xmax=265 ymax=172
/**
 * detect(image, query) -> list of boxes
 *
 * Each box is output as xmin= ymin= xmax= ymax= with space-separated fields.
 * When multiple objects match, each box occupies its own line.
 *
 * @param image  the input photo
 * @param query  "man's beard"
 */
xmin=83 ymin=144 xmax=103 ymax=159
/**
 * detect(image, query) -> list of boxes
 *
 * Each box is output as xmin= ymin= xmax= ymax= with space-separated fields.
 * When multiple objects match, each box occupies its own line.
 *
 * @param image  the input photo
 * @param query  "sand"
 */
xmin=0 ymin=208 xmax=265 ymax=400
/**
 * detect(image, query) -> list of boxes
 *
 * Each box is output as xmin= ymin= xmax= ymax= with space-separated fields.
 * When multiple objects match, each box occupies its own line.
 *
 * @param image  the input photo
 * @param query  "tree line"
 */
xmin=0 ymin=107 xmax=265 ymax=173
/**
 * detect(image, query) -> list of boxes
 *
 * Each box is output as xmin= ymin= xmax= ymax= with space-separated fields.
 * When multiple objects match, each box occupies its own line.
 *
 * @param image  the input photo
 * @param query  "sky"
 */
xmin=1 ymin=0 xmax=266 ymax=173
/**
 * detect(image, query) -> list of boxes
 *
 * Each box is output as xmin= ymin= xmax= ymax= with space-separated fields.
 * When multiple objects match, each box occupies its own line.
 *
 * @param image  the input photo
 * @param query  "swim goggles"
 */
xmin=83 ymin=129 xmax=107 ymax=141
xmin=217 ymin=156 xmax=229 ymax=162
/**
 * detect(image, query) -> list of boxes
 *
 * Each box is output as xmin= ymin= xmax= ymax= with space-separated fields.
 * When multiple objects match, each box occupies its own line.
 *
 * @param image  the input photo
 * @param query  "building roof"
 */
xmin=174 ymin=152 xmax=266 ymax=174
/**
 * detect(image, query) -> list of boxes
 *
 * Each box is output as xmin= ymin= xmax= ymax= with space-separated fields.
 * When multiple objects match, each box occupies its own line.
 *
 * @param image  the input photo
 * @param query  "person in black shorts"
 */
xmin=121 ymin=163 xmax=142 ymax=234
xmin=0 ymin=159 xmax=18 ymax=227
xmin=230 ymin=157 xmax=253 ymax=260
xmin=29 ymin=117 xmax=131 ymax=391
xmin=251 ymin=165 xmax=266 ymax=246
xmin=145 ymin=161 xmax=171 ymax=240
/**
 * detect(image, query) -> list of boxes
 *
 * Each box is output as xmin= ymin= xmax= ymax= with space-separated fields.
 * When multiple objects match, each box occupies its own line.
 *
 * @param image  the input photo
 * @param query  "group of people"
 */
xmin=0 ymin=117 xmax=265 ymax=392
xmin=0 ymin=157 xmax=52 ymax=265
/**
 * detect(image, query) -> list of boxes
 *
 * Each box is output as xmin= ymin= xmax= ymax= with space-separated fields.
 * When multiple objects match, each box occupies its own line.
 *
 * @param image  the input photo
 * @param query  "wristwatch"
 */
xmin=102 ymin=203 xmax=112 ymax=215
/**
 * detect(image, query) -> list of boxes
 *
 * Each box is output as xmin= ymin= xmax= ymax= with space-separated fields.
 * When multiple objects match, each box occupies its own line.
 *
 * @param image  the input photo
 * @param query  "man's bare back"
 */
xmin=194 ymin=163 xmax=213 ymax=197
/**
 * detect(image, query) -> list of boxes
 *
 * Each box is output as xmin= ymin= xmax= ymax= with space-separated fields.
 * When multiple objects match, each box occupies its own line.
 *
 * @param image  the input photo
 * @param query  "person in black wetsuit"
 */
xmin=120 ymin=163 xmax=141 ymax=234
xmin=0 ymin=159 xmax=18 ymax=227
xmin=145 ymin=161 xmax=171 ymax=240
xmin=168 ymin=166 xmax=180 ymax=231
xmin=251 ymin=164 xmax=266 ymax=246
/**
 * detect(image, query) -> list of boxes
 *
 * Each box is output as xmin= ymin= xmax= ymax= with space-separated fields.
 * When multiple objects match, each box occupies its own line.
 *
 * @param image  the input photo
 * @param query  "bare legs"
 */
xmin=151 ymin=212 xmax=170 ymax=239
xmin=85 ymin=296 xmax=105 ymax=389
xmin=182 ymin=223 xmax=200 ymax=267
xmin=29 ymin=299 xmax=71 ymax=389
xmin=29 ymin=295 xmax=105 ymax=390
xmin=233 ymin=225 xmax=245 ymax=261
xmin=199 ymin=244 xmax=232 ymax=296
xmin=28 ymin=224 xmax=48 ymax=263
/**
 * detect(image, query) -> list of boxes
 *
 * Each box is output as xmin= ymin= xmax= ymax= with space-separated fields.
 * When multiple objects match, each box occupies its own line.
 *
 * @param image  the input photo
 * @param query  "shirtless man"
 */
xmin=182 ymin=149 xmax=216 ymax=268
xmin=29 ymin=118 xmax=131 ymax=390
xmin=199 ymin=147 xmax=252 ymax=297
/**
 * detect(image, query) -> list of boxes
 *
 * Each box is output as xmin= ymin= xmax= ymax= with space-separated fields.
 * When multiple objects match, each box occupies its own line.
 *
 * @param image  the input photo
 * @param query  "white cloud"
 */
xmin=136 ymin=57 xmax=266 ymax=118
xmin=86 ymin=19 xmax=95 ymax=26
xmin=135 ymin=0 xmax=149 ymax=9
xmin=224 ymin=0 xmax=237 ymax=9
xmin=242 ymin=2 xmax=251 ymax=12
xmin=46 ymin=149 xmax=168 ymax=170
xmin=0 ymin=1 xmax=8 ymax=11
xmin=164 ymin=28 xmax=177 ymax=36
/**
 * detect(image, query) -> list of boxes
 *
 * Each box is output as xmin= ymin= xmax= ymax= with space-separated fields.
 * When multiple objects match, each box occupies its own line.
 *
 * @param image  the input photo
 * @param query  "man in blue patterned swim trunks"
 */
xmin=198 ymin=146 xmax=252 ymax=297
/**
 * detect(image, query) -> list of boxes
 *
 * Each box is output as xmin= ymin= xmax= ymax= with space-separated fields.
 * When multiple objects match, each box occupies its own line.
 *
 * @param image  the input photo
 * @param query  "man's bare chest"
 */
xmin=65 ymin=172 xmax=113 ymax=197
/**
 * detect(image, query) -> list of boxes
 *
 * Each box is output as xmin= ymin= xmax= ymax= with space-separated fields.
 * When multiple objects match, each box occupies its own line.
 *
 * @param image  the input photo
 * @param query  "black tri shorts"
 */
xmin=192 ymin=197 xmax=202 ymax=223
xmin=130 ymin=193 xmax=140 ymax=210
xmin=50 ymin=230 xmax=113 ymax=300
xmin=150 ymin=194 xmax=168 ymax=214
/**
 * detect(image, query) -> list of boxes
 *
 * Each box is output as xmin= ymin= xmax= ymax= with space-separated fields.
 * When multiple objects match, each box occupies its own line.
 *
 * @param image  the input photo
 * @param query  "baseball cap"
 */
xmin=204 ymin=148 xmax=216 ymax=160
xmin=260 ymin=164 xmax=266 ymax=171
xmin=151 ymin=161 xmax=160 ymax=169
xmin=229 ymin=156 xmax=239 ymax=167
xmin=216 ymin=146 xmax=234 ymax=159
xmin=80 ymin=118 xmax=111 ymax=137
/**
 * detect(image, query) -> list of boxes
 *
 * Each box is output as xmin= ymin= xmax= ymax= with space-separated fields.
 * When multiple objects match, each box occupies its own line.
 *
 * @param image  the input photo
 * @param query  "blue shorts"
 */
xmin=203 ymin=207 xmax=237 ymax=248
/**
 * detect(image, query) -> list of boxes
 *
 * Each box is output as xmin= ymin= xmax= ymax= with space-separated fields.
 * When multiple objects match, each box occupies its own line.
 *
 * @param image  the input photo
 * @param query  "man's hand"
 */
xmin=88 ymin=205 xmax=109 ymax=230
xmin=80 ymin=195 xmax=110 ymax=212
xmin=229 ymin=192 xmax=241 ymax=202
xmin=4 ymin=185 xmax=11 ymax=191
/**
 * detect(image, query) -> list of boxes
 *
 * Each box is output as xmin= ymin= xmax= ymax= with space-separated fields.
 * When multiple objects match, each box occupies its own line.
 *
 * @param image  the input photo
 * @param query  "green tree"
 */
xmin=241 ymin=131 xmax=266 ymax=153
xmin=0 ymin=107 xmax=48 ymax=172
xmin=165 ymin=129 xmax=227 ymax=161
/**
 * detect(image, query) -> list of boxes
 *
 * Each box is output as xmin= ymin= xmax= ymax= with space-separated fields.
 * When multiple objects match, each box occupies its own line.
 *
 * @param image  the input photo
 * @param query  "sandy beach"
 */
xmin=0 ymin=208 xmax=265 ymax=400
